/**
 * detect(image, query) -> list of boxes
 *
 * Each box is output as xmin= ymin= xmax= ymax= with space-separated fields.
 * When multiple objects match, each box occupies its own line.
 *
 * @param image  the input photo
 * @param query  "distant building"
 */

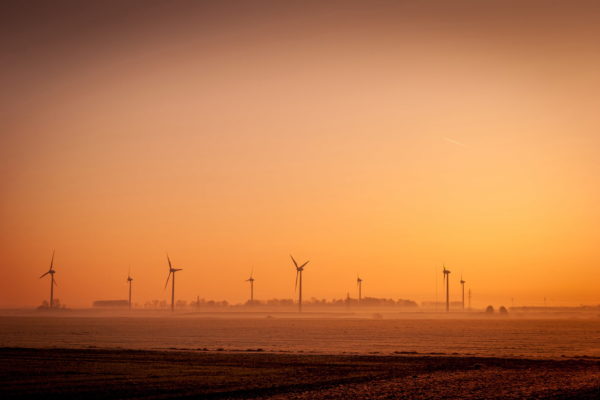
xmin=93 ymin=300 xmax=129 ymax=308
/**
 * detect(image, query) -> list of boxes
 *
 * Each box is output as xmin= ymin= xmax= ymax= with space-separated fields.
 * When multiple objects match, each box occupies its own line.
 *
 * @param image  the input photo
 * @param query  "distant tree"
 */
xmin=37 ymin=300 xmax=49 ymax=309
xmin=499 ymin=306 xmax=508 ymax=314
xmin=161 ymin=296 xmax=420 ymax=309
xmin=486 ymin=305 xmax=495 ymax=314
xmin=396 ymin=299 xmax=418 ymax=307
xmin=37 ymin=299 xmax=66 ymax=309
xmin=266 ymin=298 xmax=294 ymax=306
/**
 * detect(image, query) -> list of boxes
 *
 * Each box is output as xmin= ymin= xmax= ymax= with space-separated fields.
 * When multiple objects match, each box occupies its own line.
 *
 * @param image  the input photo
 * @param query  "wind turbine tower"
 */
xmin=164 ymin=254 xmax=183 ymax=312
xmin=443 ymin=266 xmax=451 ymax=312
xmin=246 ymin=269 xmax=255 ymax=304
xmin=127 ymin=268 xmax=133 ymax=310
xmin=460 ymin=275 xmax=466 ymax=310
xmin=468 ymin=288 xmax=472 ymax=310
xmin=357 ymin=275 xmax=363 ymax=305
xmin=290 ymin=255 xmax=309 ymax=313
xmin=40 ymin=250 xmax=57 ymax=308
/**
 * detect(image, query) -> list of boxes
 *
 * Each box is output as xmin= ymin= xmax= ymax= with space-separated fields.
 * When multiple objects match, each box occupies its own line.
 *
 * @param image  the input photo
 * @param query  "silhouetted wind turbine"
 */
xmin=290 ymin=255 xmax=309 ymax=313
xmin=246 ymin=268 xmax=255 ymax=304
xmin=442 ymin=265 xmax=451 ymax=312
xmin=40 ymin=250 xmax=57 ymax=308
xmin=165 ymin=254 xmax=182 ymax=312
xmin=127 ymin=268 xmax=133 ymax=310
xmin=357 ymin=275 xmax=363 ymax=305
xmin=460 ymin=275 xmax=466 ymax=310
xmin=468 ymin=288 xmax=472 ymax=310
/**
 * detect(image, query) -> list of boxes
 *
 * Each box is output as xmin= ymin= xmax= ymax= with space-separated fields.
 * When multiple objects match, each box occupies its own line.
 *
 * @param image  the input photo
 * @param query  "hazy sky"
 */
xmin=2 ymin=1 xmax=600 ymax=307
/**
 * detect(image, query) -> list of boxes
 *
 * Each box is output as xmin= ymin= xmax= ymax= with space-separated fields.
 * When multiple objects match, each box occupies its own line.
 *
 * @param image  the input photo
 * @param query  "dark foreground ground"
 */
xmin=1 ymin=348 xmax=599 ymax=399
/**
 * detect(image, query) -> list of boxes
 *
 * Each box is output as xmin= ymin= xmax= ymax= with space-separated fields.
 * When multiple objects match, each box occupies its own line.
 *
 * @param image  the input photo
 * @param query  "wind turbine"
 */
xmin=40 ymin=250 xmax=57 ymax=308
xmin=442 ymin=265 xmax=451 ymax=312
xmin=460 ymin=275 xmax=466 ymax=310
xmin=246 ymin=268 xmax=255 ymax=304
xmin=164 ymin=254 xmax=182 ymax=312
xmin=468 ymin=288 xmax=472 ymax=310
xmin=127 ymin=268 xmax=133 ymax=310
xmin=356 ymin=275 xmax=363 ymax=305
xmin=290 ymin=255 xmax=309 ymax=313
xmin=346 ymin=291 xmax=350 ymax=308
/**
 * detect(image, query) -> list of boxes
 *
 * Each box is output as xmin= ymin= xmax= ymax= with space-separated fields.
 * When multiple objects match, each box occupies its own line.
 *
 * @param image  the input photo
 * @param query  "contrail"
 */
xmin=443 ymin=137 xmax=467 ymax=147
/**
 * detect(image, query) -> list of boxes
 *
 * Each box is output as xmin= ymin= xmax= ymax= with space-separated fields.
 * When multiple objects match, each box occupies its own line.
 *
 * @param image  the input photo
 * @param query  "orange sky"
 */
xmin=1 ymin=1 xmax=600 ymax=308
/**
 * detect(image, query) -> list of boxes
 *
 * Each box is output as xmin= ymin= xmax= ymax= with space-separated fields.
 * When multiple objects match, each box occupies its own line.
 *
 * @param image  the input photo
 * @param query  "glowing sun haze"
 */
xmin=1 ymin=0 xmax=600 ymax=307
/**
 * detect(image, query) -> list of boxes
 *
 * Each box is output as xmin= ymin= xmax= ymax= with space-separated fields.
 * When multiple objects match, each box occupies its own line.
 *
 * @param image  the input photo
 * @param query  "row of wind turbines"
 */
xmin=40 ymin=252 xmax=469 ymax=312
xmin=442 ymin=265 xmax=470 ymax=311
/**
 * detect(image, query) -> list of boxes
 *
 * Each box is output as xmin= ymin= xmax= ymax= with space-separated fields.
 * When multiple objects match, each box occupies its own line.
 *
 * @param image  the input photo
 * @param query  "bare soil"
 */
xmin=0 ymin=348 xmax=598 ymax=399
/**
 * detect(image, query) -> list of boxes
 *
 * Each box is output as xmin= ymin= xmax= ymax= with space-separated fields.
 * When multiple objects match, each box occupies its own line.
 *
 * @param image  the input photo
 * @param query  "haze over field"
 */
xmin=2 ymin=316 xmax=600 ymax=358
xmin=2 ymin=1 xmax=600 ymax=308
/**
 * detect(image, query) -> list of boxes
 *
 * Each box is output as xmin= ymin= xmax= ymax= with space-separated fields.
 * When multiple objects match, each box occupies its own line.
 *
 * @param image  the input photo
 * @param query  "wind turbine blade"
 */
xmin=164 ymin=271 xmax=172 ymax=289
xmin=50 ymin=250 xmax=55 ymax=270
xmin=300 ymin=261 xmax=309 ymax=269
xmin=40 ymin=271 xmax=49 ymax=278
xmin=167 ymin=254 xmax=172 ymax=270
xmin=290 ymin=255 xmax=298 ymax=268
xmin=294 ymin=270 xmax=299 ymax=291
xmin=53 ymin=279 xmax=58 ymax=287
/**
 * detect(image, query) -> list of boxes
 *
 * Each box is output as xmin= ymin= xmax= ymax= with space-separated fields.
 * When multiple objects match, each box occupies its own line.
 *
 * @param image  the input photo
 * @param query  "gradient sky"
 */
xmin=2 ymin=1 xmax=600 ymax=308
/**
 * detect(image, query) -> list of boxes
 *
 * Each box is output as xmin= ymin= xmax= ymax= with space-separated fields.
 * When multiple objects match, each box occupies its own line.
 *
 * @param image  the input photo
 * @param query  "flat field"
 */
xmin=1 ymin=347 xmax=599 ymax=399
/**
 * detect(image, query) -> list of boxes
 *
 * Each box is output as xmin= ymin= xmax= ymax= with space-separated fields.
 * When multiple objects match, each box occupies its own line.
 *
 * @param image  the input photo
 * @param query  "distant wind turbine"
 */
xmin=357 ymin=275 xmax=363 ymax=305
xmin=468 ymin=288 xmax=472 ymax=310
xmin=290 ymin=255 xmax=309 ymax=313
xmin=460 ymin=275 xmax=466 ymax=310
xmin=442 ymin=265 xmax=451 ymax=312
xmin=39 ymin=250 xmax=57 ymax=308
xmin=127 ymin=268 xmax=133 ymax=310
xmin=246 ymin=268 xmax=255 ymax=304
xmin=165 ymin=254 xmax=182 ymax=312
